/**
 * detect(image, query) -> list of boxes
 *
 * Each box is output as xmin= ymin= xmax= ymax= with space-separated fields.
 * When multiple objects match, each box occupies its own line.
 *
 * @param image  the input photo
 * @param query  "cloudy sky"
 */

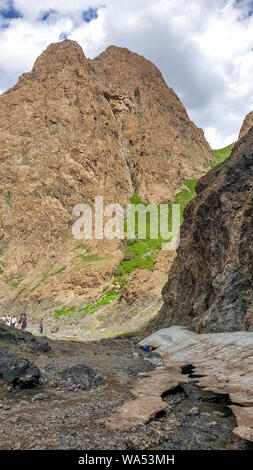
xmin=0 ymin=0 xmax=253 ymax=148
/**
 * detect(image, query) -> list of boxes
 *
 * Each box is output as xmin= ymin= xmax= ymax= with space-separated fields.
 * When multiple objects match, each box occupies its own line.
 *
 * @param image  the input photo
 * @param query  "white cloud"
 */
xmin=0 ymin=0 xmax=253 ymax=147
xmin=204 ymin=126 xmax=238 ymax=149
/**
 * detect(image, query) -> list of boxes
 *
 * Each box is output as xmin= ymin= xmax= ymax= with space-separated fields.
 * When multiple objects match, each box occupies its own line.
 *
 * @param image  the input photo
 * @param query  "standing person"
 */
xmin=38 ymin=318 xmax=43 ymax=337
xmin=21 ymin=313 xmax=27 ymax=331
xmin=1 ymin=314 xmax=7 ymax=323
xmin=10 ymin=315 xmax=17 ymax=327
xmin=195 ymin=323 xmax=201 ymax=335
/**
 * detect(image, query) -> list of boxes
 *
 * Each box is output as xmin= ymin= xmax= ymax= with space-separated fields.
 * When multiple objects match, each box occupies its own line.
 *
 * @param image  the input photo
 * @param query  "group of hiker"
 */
xmin=1 ymin=313 xmax=44 ymax=336
xmin=1 ymin=312 xmax=28 ymax=330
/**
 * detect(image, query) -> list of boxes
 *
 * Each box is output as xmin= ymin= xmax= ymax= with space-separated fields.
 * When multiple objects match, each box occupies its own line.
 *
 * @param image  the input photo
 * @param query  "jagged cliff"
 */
xmin=239 ymin=110 xmax=253 ymax=140
xmin=0 ymin=40 xmax=130 ymax=316
xmin=93 ymin=46 xmax=213 ymax=203
xmin=156 ymin=126 xmax=253 ymax=333
xmin=0 ymin=39 xmax=213 ymax=318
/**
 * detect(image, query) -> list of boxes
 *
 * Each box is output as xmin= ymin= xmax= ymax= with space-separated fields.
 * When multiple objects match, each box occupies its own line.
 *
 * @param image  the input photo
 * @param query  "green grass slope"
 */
xmin=116 ymin=142 xmax=234 ymax=282
xmin=210 ymin=143 xmax=234 ymax=168
xmin=52 ymin=142 xmax=234 ymax=317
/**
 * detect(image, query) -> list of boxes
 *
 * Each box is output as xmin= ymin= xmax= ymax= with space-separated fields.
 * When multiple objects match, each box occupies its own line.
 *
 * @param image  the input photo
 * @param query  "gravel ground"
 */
xmin=0 ymin=326 xmax=252 ymax=450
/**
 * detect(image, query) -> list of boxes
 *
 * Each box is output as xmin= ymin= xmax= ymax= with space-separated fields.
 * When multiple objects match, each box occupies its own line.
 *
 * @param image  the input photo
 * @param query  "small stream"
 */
xmin=154 ymin=379 xmax=253 ymax=450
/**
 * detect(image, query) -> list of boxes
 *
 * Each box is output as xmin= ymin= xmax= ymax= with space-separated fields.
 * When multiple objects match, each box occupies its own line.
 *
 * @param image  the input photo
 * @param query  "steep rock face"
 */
xmin=0 ymin=39 xmax=212 ymax=315
xmin=92 ymin=46 xmax=213 ymax=203
xmin=156 ymin=127 xmax=253 ymax=333
xmin=239 ymin=111 xmax=253 ymax=140
xmin=0 ymin=40 xmax=131 ymax=312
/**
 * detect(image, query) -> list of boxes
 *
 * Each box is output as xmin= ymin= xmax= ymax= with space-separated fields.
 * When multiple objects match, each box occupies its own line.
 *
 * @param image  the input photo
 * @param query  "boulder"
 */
xmin=0 ymin=325 xmax=17 ymax=344
xmin=0 ymin=349 xmax=41 ymax=387
xmin=38 ymin=340 xmax=51 ymax=353
xmin=61 ymin=363 xmax=104 ymax=390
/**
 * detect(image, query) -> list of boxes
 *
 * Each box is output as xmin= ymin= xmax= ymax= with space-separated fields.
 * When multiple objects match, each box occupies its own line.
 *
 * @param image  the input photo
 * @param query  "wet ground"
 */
xmin=156 ymin=382 xmax=252 ymax=450
xmin=0 ymin=329 xmax=252 ymax=450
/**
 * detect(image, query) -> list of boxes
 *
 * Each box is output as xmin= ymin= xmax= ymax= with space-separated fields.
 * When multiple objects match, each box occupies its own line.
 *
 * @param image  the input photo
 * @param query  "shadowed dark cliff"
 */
xmin=155 ymin=126 xmax=253 ymax=333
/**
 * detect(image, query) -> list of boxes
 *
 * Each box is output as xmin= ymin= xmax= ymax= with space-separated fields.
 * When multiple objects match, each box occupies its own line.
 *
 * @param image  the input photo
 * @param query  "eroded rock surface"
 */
xmin=239 ymin=111 xmax=253 ymax=139
xmin=0 ymin=39 xmax=213 ymax=320
xmin=99 ymin=365 xmax=188 ymax=431
xmin=93 ymin=45 xmax=213 ymax=203
xmin=155 ymin=126 xmax=253 ymax=333
xmin=230 ymin=406 xmax=253 ymax=442
xmin=101 ymin=327 xmax=253 ymax=442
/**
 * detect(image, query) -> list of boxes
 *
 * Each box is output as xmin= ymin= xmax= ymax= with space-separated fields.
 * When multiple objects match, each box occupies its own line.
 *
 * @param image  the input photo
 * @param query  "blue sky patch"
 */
xmin=234 ymin=0 xmax=253 ymax=19
xmin=245 ymin=0 xmax=253 ymax=16
xmin=0 ymin=1 xmax=22 ymax=19
xmin=247 ymin=0 xmax=253 ymax=16
xmin=59 ymin=32 xmax=69 ymax=41
xmin=41 ymin=9 xmax=56 ymax=21
xmin=0 ymin=22 xmax=9 ymax=30
xmin=81 ymin=7 xmax=98 ymax=22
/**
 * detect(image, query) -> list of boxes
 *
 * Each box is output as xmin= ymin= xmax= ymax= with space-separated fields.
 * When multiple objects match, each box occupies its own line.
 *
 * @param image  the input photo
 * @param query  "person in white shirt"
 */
xmin=10 ymin=316 xmax=17 ymax=327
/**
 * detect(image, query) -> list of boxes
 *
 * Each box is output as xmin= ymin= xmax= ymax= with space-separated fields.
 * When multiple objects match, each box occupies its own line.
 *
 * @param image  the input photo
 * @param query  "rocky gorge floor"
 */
xmin=0 ymin=322 xmax=252 ymax=451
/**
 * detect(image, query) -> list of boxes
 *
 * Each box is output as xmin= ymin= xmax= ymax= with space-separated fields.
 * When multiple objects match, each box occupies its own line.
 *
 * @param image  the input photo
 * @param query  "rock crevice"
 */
xmin=100 ymin=327 xmax=253 ymax=443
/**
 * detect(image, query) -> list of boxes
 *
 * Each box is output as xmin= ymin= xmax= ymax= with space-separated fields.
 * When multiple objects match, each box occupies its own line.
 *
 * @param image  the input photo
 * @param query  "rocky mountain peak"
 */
xmin=30 ymin=39 xmax=88 ymax=78
xmin=93 ymin=44 xmax=169 ymax=98
xmin=92 ymin=44 xmax=213 ymax=203
xmin=0 ymin=39 xmax=213 ymax=317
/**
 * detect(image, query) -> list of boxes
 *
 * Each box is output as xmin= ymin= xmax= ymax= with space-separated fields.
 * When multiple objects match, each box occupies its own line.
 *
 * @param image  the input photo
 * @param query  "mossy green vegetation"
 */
xmin=78 ymin=288 xmax=120 ymax=315
xmin=77 ymin=254 xmax=109 ymax=264
xmin=50 ymin=266 xmax=67 ymax=276
xmin=211 ymin=143 xmax=234 ymax=168
xmin=54 ymin=288 xmax=120 ymax=319
xmin=33 ymin=144 xmax=236 ymax=321
xmin=114 ymin=194 xmax=171 ymax=279
xmin=114 ymin=143 xmax=234 ymax=285
xmin=174 ymin=178 xmax=198 ymax=221
xmin=115 ymin=181 xmax=198 ymax=282
xmin=54 ymin=306 xmax=75 ymax=318
xmin=30 ymin=274 xmax=47 ymax=292
xmin=0 ymin=267 xmax=3 ymax=275
xmin=72 ymin=243 xmax=91 ymax=252
xmin=11 ymin=279 xmax=23 ymax=287
xmin=73 ymin=244 xmax=108 ymax=264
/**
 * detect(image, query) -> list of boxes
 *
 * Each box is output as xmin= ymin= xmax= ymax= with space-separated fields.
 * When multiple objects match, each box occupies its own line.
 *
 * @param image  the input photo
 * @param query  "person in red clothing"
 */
xmin=38 ymin=318 xmax=43 ymax=337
